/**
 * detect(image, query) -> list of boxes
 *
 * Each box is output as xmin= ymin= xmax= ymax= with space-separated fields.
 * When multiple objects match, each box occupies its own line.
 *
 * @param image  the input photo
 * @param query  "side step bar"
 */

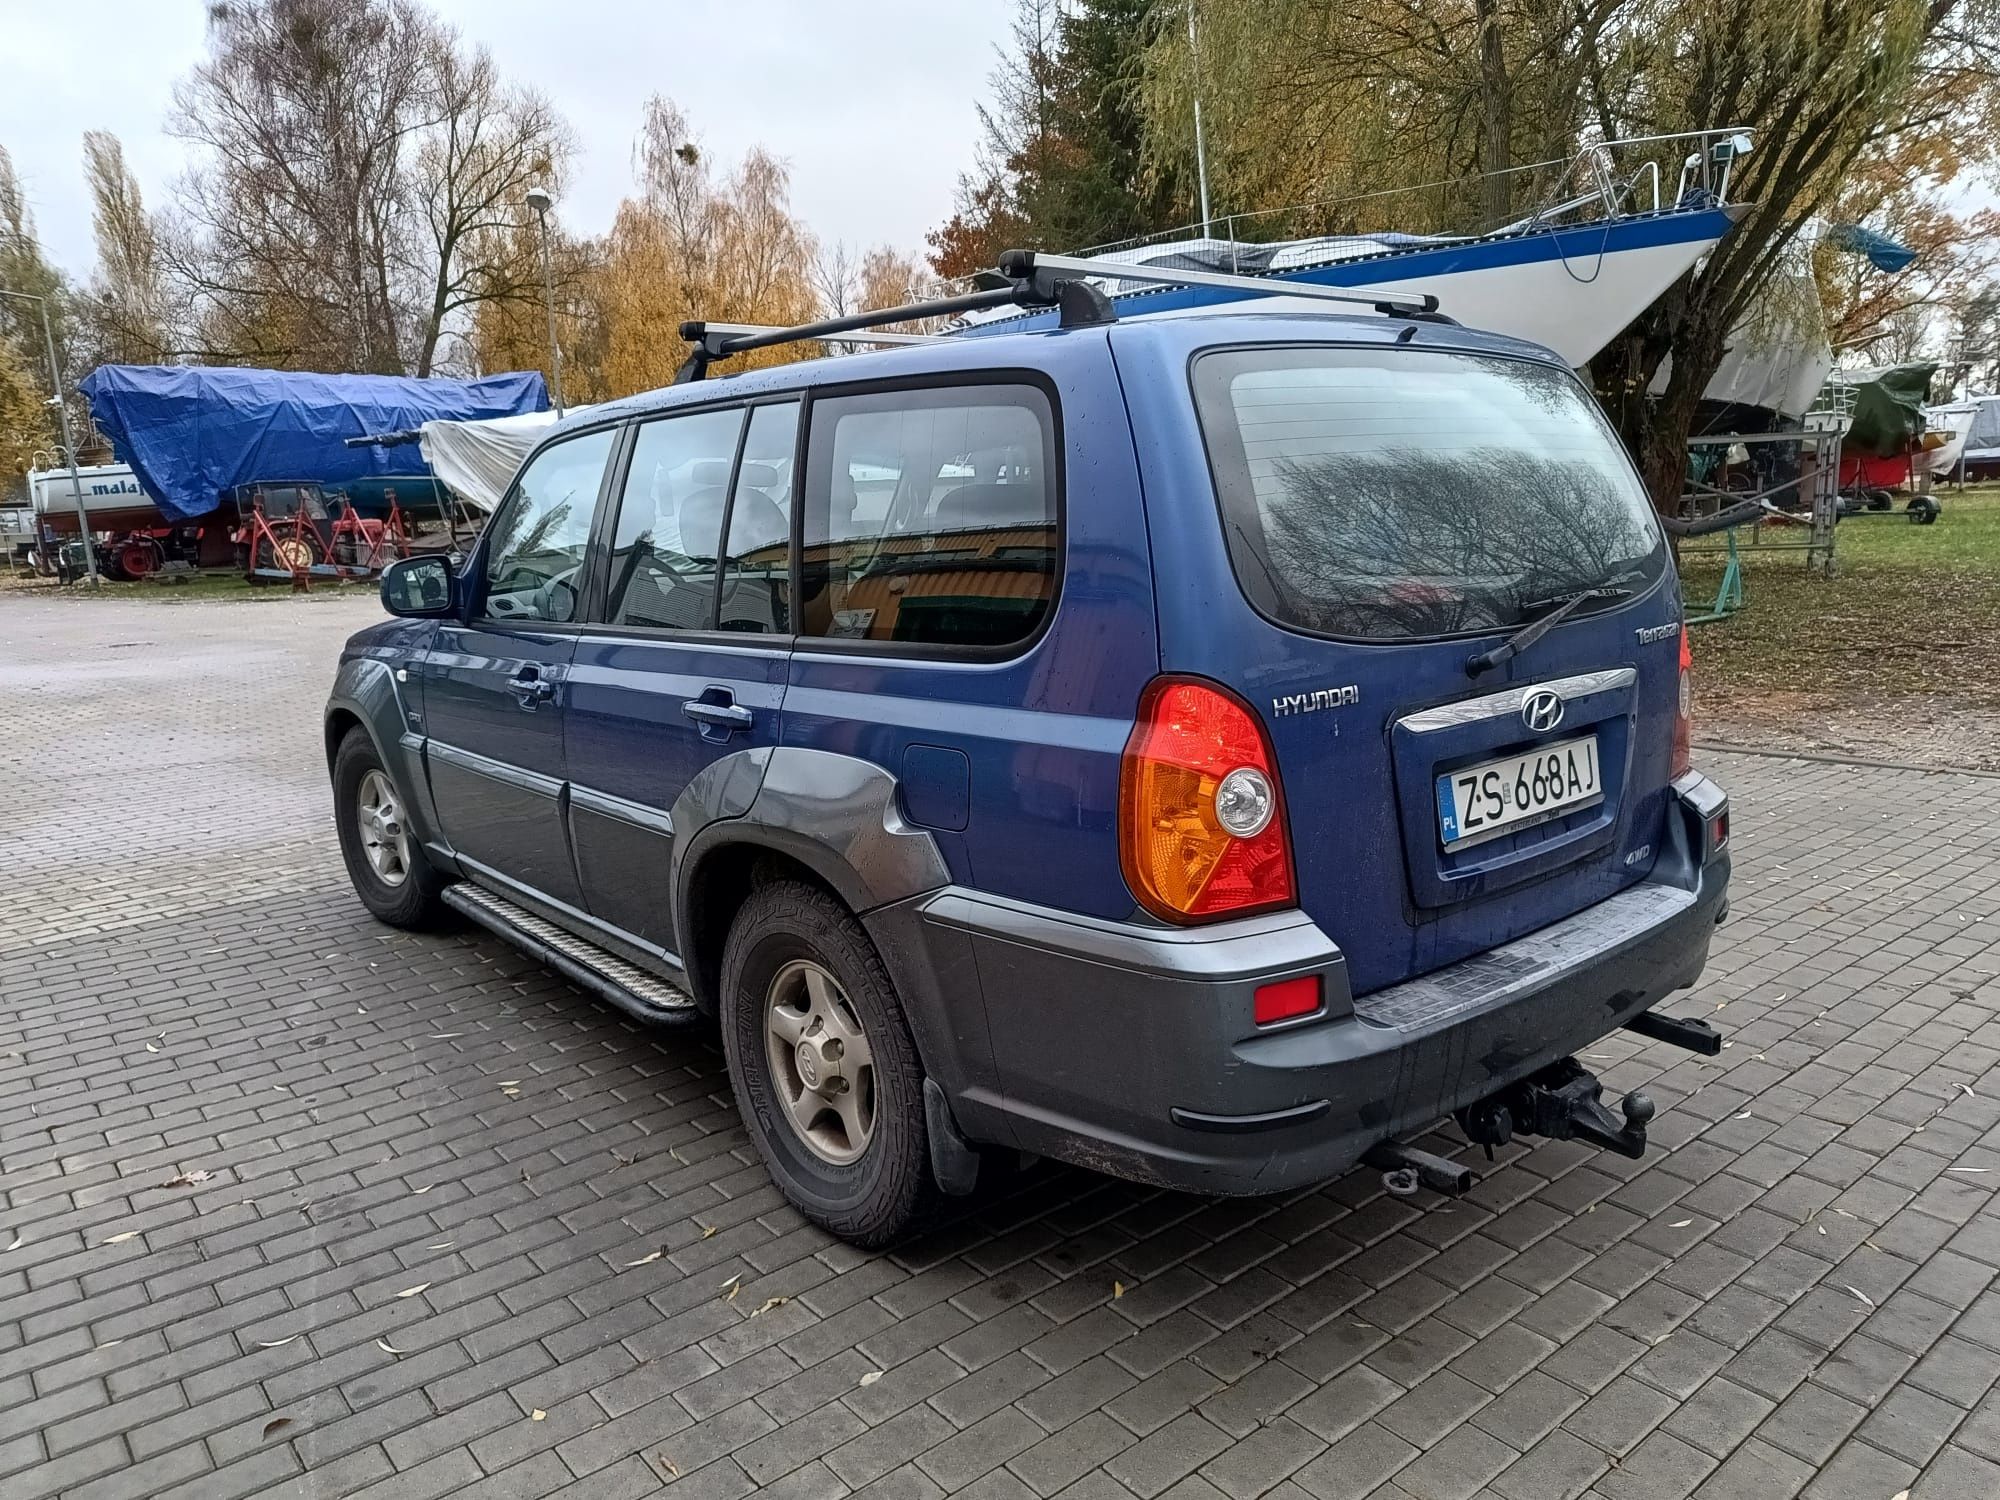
xmin=443 ymin=883 xmax=700 ymax=1027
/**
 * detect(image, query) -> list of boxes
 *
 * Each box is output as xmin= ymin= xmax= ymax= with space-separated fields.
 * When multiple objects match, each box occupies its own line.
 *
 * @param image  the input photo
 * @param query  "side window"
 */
xmin=717 ymin=402 xmax=799 ymax=634
xmin=800 ymin=385 xmax=1057 ymax=649
xmin=601 ymin=407 xmax=745 ymax=630
xmin=479 ymin=429 xmax=615 ymax=623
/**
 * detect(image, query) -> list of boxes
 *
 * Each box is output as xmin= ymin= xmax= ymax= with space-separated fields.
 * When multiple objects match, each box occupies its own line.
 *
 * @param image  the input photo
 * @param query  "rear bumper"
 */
xmin=871 ymin=772 xmax=1730 ymax=1195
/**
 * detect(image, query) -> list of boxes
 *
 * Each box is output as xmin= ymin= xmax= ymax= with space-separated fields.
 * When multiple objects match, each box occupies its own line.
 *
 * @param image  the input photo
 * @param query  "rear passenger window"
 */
xmin=718 ymin=403 xmax=798 ymax=634
xmin=602 ymin=407 xmax=745 ymax=630
xmin=800 ymin=385 xmax=1057 ymax=649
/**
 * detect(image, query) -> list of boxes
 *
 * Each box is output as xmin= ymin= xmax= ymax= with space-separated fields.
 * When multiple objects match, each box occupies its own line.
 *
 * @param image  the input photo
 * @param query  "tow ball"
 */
xmin=1457 ymin=1058 xmax=1656 ymax=1161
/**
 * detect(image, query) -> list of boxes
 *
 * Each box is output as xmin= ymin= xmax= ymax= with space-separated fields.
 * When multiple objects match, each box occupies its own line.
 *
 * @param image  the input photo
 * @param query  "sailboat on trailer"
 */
xmin=957 ymin=130 xmax=1753 ymax=368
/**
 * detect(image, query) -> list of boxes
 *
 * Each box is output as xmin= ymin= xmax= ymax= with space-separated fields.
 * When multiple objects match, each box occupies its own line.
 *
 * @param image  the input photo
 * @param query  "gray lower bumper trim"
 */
xmin=1355 ymin=883 xmax=1698 ymax=1033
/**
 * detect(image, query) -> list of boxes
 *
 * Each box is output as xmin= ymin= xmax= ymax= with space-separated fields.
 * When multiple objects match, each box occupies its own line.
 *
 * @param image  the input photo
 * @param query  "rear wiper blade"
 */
xmin=1465 ymin=584 xmax=1634 ymax=678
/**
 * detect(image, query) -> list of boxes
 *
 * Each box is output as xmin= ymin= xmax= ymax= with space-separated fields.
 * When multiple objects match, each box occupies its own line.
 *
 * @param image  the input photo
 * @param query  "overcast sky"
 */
xmin=0 ymin=0 xmax=1017 ymax=282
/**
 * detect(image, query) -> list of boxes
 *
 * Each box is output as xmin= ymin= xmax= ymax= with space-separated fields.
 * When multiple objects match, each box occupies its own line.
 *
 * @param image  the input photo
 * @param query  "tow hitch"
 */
xmin=1457 ymin=1058 xmax=1656 ymax=1161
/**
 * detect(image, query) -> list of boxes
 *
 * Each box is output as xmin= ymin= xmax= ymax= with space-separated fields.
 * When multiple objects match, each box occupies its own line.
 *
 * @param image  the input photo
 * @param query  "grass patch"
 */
xmin=1680 ymin=485 xmax=2000 ymax=768
xmin=0 ymin=568 xmax=381 ymax=603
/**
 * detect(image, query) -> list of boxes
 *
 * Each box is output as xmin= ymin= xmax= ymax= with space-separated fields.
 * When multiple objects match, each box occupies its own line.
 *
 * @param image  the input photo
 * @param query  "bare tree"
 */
xmin=813 ymin=240 xmax=860 ymax=318
xmin=165 ymin=0 xmax=571 ymax=375
xmin=409 ymin=39 xmax=571 ymax=376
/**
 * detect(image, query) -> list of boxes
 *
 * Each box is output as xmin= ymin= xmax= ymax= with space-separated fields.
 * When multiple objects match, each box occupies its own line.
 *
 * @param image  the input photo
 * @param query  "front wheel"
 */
xmin=720 ymin=879 xmax=938 ymax=1246
xmin=332 ymin=728 xmax=448 ymax=928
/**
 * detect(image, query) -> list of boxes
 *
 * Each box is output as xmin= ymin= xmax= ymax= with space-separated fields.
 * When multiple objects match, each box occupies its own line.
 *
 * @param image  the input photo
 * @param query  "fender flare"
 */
xmin=670 ymin=747 xmax=950 ymax=935
xmin=324 ymin=655 xmax=452 ymax=861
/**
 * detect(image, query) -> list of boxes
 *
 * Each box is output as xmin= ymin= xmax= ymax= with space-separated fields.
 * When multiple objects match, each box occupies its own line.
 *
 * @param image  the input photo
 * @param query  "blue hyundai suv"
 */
xmin=327 ymin=265 xmax=1730 ymax=1245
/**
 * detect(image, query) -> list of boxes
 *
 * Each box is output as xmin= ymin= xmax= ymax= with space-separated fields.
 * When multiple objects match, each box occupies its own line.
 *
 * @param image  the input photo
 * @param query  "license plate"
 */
xmin=1437 ymin=736 xmax=1601 ymax=850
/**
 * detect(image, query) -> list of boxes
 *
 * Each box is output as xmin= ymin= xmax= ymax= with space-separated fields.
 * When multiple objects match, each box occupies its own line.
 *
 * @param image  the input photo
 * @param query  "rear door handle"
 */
xmin=683 ymin=698 xmax=753 ymax=730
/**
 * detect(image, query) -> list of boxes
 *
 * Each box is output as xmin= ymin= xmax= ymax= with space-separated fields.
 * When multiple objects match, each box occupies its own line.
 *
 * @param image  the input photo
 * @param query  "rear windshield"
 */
xmin=1192 ymin=346 xmax=1666 ymax=640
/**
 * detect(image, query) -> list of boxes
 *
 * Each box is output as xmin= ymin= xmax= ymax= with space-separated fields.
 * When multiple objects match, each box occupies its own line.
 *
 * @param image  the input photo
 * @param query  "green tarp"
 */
xmin=1822 ymin=363 xmax=1938 ymax=458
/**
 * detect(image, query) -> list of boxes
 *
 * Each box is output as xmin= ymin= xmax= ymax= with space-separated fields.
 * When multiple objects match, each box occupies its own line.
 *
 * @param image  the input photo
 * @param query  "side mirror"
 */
xmin=381 ymin=554 xmax=455 ymax=617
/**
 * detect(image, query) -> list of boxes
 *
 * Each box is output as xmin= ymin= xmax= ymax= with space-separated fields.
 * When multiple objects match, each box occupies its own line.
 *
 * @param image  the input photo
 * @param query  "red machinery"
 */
xmin=233 ymin=482 xmax=410 ymax=588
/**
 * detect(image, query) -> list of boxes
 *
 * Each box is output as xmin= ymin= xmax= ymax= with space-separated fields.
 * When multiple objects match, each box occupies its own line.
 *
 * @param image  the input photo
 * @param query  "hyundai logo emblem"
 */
xmin=1521 ymin=690 xmax=1565 ymax=732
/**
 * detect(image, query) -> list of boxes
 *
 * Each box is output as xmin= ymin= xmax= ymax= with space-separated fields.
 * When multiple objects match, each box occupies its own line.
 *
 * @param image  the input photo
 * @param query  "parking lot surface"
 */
xmin=4 ymin=588 xmax=2000 ymax=1500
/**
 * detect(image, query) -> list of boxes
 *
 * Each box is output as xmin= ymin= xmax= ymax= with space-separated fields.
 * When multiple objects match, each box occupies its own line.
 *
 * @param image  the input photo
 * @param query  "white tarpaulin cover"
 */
xmin=418 ymin=407 xmax=594 ymax=512
xmin=1923 ymin=402 xmax=1978 ymax=476
xmin=1650 ymin=270 xmax=1833 ymax=418
xmin=1924 ymin=396 xmax=2000 ymax=475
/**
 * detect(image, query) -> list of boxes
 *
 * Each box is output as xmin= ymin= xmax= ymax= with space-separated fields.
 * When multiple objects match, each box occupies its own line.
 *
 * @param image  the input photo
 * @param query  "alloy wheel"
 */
xmin=355 ymin=769 xmax=411 ymax=886
xmin=763 ymin=959 xmax=876 ymax=1165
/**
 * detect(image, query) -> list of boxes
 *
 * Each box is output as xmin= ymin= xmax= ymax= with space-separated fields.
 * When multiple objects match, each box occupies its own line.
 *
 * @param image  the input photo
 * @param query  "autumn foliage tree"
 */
xmin=595 ymin=97 xmax=820 ymax=392
xmin=0 ymin=145 xmax=68 ymax=495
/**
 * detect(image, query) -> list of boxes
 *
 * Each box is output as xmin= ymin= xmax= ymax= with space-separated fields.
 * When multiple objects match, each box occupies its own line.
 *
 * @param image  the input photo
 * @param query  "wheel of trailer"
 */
xmin=1908 ymin=496 xmax=1940 ymax=525
xmin=720 ymin=879 xmax=938 ymax=1246
xmin=1866 ymin=488 xmax=1894 ymax=512
xmin=331 ymin=728 xmax=448 ymax=929
xmin=114 ymin=537 xmax=162 ymax=579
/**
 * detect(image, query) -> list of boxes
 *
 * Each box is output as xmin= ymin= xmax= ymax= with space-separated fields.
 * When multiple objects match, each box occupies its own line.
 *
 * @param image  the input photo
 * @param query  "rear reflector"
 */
xmin=1671 ymin=626 xmax=1694 ymax=778
xmin=1710 ymin=810 xmax=1729 ymax=851
xmin=1254 ymin=974 xmax=1321 ymax=1027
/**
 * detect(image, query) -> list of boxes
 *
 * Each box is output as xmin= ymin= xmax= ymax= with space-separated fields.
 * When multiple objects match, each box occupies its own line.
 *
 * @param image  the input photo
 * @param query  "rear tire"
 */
xmin=720 ymin=879 xmax=938 ymax=1246
xmin=332 ymin=728 xmax=448 ymax=929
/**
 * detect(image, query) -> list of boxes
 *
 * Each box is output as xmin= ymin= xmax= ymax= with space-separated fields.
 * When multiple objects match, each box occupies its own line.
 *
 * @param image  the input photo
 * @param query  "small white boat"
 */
xmin=959 ymin=130 xmax=1751 ymax=368
xmin=26 ymin=462 xmax=165 ymax=534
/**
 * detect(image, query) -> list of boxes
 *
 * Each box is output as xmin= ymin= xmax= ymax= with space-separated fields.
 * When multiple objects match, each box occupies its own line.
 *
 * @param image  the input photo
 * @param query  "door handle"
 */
xmin=683 ymin=697 xmax=753 ymax=730
xmin=507 ymin=668 xmax=557 ymax=707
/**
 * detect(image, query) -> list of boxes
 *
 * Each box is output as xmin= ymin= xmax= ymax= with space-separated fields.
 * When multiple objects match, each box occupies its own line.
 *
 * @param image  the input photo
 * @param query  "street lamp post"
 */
xmin=0 ymin=287 xmax=98 ymax=587
xmin=524 ymin=185 xmax=565 ymax=419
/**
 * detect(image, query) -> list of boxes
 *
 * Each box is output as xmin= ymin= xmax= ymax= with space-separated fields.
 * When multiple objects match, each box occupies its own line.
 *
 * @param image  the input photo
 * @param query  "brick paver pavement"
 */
xmin=3 ymin=588 xmax=1999 ymax=1500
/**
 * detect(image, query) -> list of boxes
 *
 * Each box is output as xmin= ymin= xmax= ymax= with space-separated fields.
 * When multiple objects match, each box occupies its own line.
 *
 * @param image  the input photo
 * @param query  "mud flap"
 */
xmin=924 ymin=1078 xmax=982 ymax=1197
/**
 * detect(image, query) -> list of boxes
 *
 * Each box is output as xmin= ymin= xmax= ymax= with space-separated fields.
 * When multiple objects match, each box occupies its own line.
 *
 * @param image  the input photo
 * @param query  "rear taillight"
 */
xmin=1120 ymin=677 xmax=1295 ymax=922
xmin=1671 ymin=626 xmax=1693 ymax=778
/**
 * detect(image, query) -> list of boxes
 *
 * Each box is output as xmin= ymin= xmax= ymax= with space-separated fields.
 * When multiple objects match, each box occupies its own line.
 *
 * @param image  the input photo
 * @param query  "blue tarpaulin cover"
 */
xmin=78 ymin=365 xmax=548 ymax=522
xmin=1826 ymin=223 xmax=1918 ymax=274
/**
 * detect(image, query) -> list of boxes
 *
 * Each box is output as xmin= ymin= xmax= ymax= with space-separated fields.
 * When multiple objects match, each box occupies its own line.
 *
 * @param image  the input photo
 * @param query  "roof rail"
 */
xmin=673 ymin=247 xmax=1451 ymax=381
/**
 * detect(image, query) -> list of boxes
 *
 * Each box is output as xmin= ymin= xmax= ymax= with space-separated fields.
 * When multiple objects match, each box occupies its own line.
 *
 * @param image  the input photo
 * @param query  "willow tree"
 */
xmin=1583 ymin=0 xmax=2000 ymax=502
xmin=1133 ymin=0 xmax=2000 ymax=504
xmin=1135 ymin=0 xmax=1610 ymax=238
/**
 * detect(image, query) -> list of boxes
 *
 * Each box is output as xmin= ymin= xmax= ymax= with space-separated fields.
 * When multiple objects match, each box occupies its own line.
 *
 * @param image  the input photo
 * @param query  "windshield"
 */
xmin=1192 ymin=346 xmax=1666 ymax=640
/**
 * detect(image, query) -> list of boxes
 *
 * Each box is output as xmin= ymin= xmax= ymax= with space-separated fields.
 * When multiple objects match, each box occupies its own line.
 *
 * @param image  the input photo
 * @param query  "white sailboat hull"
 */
xmin=963 ymin=207 xmax=1740 ymax=368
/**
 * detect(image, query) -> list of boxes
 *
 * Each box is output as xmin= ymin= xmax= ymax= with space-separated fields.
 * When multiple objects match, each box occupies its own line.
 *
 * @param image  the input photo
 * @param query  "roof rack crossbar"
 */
xmin=1012 ymin=249 xmax=1443 ymax=318
xmin=673 ymin=241 xmax=1449 ymax=381
xmin=699 ymin=323 xmax=951 ymax=347
xmin=675 ymin=284 xmax=1025 ymax=383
